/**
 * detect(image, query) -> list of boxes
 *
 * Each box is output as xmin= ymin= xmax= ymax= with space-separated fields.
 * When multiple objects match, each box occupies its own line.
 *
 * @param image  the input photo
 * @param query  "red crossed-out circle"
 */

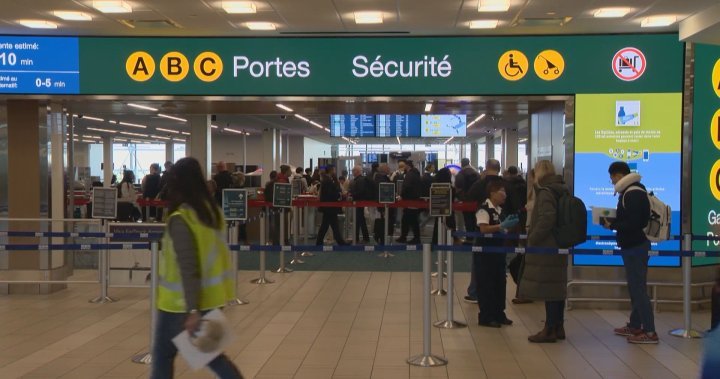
xmin=612 ymin=47 xmax=647 ymax=82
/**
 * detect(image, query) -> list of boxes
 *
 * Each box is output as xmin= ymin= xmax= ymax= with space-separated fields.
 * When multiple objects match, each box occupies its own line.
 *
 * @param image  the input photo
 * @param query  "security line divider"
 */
xmin=226 ymin=221 xmax=249 ymax=306
xmin=431 ymin=217 xmax=447 ymax=296
xmin=275 ymin=210 xmax=292 ymax=273
xmin=290 ymin=206 xmax=305 ymax=265
xmin=250 ymin=210 xmax=274 ymax=284
xmin=435 ymin=228 xmax=467 ymax=329
xmin=407 ymin=243 xmax=448 ymax=367
xmin=453 ymin=231 xmax=684 ymax=241
xmin=132 ymin=240 xmax=158 ymax=365
xmin=669 ymin=234 xmax=703 ymax=339
xmin=301 ymin=205 xmax=314 ymax=258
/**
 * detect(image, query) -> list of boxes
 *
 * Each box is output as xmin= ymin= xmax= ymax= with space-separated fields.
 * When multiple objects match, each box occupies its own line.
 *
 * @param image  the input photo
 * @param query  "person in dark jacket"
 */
xmin=420 ymin=164 xmax=435 ymax=198
xmin=396 ymin=161 xmax=422 ymax=244
xmin=350 ymin=165 xmax=371 ymax=243
xmin=213 ymin=161 xmax=233 ymax=205
xmin=518 ymin=160 xmax=569 ymax=343
xmin=316 ymin=166 xmax=348 ymax=246
xmin=604 ymin=161 xmax=657 ymax=344
xmin=142 ymin=163 xmax=162 ymax=221
xmin=454 ymin=158 xmax=480 ymax=236
xmin=264 ymin=171 xmax=280 ymax=245
xmin=373 ymin=164 xmax=395 ymax=243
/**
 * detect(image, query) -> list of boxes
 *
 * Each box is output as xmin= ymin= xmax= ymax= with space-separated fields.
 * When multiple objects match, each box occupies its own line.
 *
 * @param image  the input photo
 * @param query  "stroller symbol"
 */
xmin=539 ymin=55 xmax=560 ymax=75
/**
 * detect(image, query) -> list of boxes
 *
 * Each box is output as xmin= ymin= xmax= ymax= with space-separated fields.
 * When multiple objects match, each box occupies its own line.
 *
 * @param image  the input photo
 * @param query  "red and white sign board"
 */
xmin=612 ymin=47 xmax=646 ymax=82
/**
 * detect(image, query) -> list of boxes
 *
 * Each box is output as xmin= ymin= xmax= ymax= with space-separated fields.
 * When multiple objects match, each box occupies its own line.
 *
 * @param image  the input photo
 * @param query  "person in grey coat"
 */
xmin=518 ymin=160 xmax=568 ymax=343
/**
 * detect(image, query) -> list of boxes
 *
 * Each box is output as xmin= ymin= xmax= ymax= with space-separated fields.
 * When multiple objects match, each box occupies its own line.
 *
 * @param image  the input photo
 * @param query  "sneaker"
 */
xmin=627 ymin=332 xmax=659 ymax=344
xmin=614 ymin=325 xmax=643 ymax=336
xmin=463 ymin=296 xmax=478 ymax=304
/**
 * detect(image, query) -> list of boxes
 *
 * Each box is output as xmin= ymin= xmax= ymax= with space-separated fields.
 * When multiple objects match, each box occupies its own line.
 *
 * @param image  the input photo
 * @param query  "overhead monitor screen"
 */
xmin=376 ymin=115 xmax=421 ymax=137
xmin=330 ymin=114 xmax=376 ymax=137
xmin=421 ymin=114 xmax=467 ymax=137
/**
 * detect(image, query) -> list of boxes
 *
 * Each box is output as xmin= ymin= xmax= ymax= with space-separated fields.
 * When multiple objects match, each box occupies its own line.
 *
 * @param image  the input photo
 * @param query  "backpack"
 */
xmin=623 ymin=186 xmax=671 ymax=242
xmin=542 ymin=188 xmax=587 ymax=248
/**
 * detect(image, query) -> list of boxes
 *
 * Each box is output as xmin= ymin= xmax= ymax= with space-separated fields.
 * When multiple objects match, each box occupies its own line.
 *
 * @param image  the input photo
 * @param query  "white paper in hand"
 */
xmin=172 ymin=309 xmax=234 ymax=371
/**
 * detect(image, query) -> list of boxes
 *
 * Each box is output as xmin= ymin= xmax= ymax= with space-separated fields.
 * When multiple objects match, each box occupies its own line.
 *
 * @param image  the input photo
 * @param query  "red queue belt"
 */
xmin=80 ymin=198 xmax=479 ymax=212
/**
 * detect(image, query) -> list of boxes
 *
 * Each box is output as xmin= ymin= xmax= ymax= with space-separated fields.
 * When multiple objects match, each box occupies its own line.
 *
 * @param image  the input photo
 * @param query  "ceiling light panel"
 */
xmin=354 ymin=11 xmax=383 ymax=24
xmin=478 ymin=0 xmax=510 ymax=12
xmin=246 ymin=22 xmax=276 ymax=30
xmin=157 ymin=114 xmax=187 ymax=122
xmin=17 ymin=20 xmax=58 ymax=29
xmin=641 ymin=15 xmax=676 ymax=27
xmin=92 ymin=1 xmax=132 ymax=13
xmin=469 ymin=20 xmax=498 ymax=29
xmin=593 ymin=8 xmax=632 ymax=18
xmin=222 ymin=1 xmax=256 ymax=14
xmin=53 ymin=11 xmax=93 ymax=21
xmin=128 ymin=103 xmax=158 ymax=111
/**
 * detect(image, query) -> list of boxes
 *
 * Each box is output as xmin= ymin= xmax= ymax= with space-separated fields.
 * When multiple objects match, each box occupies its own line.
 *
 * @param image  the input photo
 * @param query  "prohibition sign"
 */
xmin=612 ymin=47 xmax=646 ymax=81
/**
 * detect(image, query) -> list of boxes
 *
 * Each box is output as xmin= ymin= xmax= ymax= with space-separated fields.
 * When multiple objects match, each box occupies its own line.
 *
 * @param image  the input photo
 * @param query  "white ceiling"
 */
xmin=0 ymin=0 xmax=717 ymax=36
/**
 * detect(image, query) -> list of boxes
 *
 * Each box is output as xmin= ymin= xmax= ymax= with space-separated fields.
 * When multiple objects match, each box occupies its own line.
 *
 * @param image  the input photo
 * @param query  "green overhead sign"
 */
xmin=76 ymin=34 xmax=683 ymax=96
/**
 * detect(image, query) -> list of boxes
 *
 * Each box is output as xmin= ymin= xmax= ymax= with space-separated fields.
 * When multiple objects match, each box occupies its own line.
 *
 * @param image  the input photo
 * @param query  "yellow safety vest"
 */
xmin=157 ymin=206 xmax=235 ymax=312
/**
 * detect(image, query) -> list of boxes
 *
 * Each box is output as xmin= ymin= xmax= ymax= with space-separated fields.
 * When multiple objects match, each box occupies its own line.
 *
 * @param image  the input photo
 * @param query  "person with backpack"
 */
xmin=518 ymin=160 xmax=570 ymax=343
xmin=603 ymin=161 xmax=658 ymax=344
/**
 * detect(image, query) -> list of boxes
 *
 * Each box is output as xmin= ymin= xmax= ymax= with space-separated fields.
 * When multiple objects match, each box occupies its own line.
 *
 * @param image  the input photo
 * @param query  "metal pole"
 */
xmin=90 ymin=220 xmax=116 ymax=303
xmin=435 ymin=228 xmax=466 ymax=329
xmin=432 ymin=217 xmax=447 ymax=295
xmin=132 ymin=240 xmax=159 ymax=364
xmin=227 ymin=222 xmax=249 ymax=305
xmin=251 ymin=210 xmax=273 ymax=284
xmin=670 ymin=234 xmax=702 ymax=338
xmin=379 ymin=204 xmax=394 ymax=258
xmin=408 ymin=244 xmax=447 ymax=367
xmin=276 ymin=209 xmax=292 ymax=273
xmin=291 ymin=207 xmax=304 ymax=264
xmin=301 ymin=203 xmax=314 ymax=257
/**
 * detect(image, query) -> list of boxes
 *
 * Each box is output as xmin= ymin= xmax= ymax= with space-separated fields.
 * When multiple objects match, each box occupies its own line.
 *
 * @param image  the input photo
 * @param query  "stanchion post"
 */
xmin=435 ymin=229 xmax=466 ymax=329
xmin=90 ymin=220 xmax=116 ymax=303
xmin=227 ymin=221 xmax=249 ymax=306
xmin=290 ymin=207 xmax=304 ymax=265
xmin=432 ymin=217 xmax=447 ymax=296
xmin=301 ymin=203 xmax=314 ymax=257
xmin=132 ymin=240 xmax=159 ymax=364
xmin=408 ymin=244 xmax=447 ymax=367
xmin=276 ymin=209 xmax=292 ymax=273
xmin=379 ymin=204 xmax=394 ymax=258
xmin=670 ymin=233 xmax=702 ymax=339
xmin=251 ymin=210 xmax=274 ymax=284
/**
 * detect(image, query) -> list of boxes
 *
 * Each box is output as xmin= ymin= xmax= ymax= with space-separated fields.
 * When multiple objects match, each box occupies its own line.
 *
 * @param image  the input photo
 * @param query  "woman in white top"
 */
xmin=117 ymin=170 xmax=140 ymax=220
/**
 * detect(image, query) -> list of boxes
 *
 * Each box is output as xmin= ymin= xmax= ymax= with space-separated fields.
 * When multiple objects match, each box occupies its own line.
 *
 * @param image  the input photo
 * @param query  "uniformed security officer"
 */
xmin=151 ymin=157 xmax=243 ymax=379
xmin=474 ymin=180 xmax=519 ymax=328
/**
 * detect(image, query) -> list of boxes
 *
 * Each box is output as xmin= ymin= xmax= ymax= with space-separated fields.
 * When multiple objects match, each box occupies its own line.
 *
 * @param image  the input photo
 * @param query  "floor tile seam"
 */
xmin=371 ymin=271 xmax=411 ymax=378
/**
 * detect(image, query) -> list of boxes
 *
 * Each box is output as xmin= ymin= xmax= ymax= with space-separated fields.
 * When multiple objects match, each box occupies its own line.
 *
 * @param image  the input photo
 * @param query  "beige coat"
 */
xmin=517 ymin=174 xmax=569 ymax=301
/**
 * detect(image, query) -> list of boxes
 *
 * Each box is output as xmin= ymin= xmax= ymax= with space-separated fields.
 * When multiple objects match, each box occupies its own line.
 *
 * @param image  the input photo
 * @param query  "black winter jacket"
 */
xmin=611 ymin=173 xmax=650 ymax=249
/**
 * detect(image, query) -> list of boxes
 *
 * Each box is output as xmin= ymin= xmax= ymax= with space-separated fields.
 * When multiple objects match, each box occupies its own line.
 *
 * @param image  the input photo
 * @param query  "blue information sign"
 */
xmin=330 ymin=114 xmax=376 ymax=137
xmin=0 ymin=36 xmax=79 ymax=94
xmin=376 ymin=114 xmax=421 ymax=137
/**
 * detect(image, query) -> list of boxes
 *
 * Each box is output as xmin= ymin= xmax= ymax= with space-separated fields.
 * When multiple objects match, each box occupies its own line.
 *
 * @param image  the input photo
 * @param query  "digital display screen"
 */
xmin=421 ymin=114 xmax=467 ymax=137
xmin=376 ymin=114 xmax=421 ymax=137
xmin=330 ymin=114 xmax=376 ymax=137
xmin=0 ymin=36 xmax=79 ymax=94
xmin=362 ymin=153 xmax=378 ymax=163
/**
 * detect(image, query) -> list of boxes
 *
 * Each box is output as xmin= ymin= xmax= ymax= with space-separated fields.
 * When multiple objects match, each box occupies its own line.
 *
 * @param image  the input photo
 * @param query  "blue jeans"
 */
xmin=622 ymin=241 xmax=655 ymax=333
xmin=151 ymin=310 xmax=243 ymax=379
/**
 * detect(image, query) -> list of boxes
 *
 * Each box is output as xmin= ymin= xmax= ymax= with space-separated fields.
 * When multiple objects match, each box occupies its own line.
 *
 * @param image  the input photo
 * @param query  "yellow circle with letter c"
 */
xmin=193 ymin=52 xmax=223 ymax=82
xmin=711 ymin=159 xmax=720 ymax=201
xmin=498 ymin=50 xmax=528 ymax=81
xmin=125 ymin=51 xmax=155 ymax=82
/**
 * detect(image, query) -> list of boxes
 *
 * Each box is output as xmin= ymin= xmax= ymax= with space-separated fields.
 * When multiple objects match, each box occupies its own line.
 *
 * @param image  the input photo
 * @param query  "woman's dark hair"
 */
xmin=121 ymin=170 xmax=135 ymax=183
xmin=487 ymin=180 xmax=505 ymax=195
xmin=435 ymin=167 xmax=452 ymax=183
xmin=165 ymin=157 xmax=221 ymax=228
xmin=608 ymin=161 xmax=631 ymax=175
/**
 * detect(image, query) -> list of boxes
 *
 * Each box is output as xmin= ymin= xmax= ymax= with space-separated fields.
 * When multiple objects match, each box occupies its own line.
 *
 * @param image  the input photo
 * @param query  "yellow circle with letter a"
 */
xmin=160 ymin=52 xmax=189 ymax=82
xmin=534 ymin=50 xmax=565 ymax=81
xmin=498 ymin=50 xmax=528 ymax=81
xmin=193 ymin=52 xmax=223 ymax=82
xmin=126 ymin=51 xmax=155 ymax=82
xmin=711 ymin=109 xmax=720 ymax=150
xmin=713 ymin=58 xmax=720 ymax=98
xmin=710 ymin=159 xmax=720 ymax=201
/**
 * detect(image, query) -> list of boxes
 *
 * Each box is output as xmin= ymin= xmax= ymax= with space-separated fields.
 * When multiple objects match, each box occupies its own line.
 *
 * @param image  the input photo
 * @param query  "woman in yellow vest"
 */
xmin=151 ymin=157 xmax=243 ymax=379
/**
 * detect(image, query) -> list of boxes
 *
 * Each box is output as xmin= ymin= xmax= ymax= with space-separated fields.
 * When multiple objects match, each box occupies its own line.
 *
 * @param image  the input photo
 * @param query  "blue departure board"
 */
xmin=0 ymin=36 xmax=79 ymax=94
xmin=421 ymin=114 xmax=467 ymax=137
xmin=330 ymin=114 xmax=376 ymax=137
xmin=376 ymin=114 xmax=421 ymax=137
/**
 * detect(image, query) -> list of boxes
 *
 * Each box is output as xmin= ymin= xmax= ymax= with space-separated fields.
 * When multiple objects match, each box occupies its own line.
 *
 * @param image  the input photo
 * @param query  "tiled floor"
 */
xmin=0 ymin=269 xmax=707 ymax=379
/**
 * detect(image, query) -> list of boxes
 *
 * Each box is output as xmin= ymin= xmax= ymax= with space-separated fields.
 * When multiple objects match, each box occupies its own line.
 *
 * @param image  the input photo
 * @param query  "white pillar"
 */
xmin=103 ymin=136 xmax=113 ymax=187
xmin=189 ymin=115 xmax=212 ymax=179
xmin=49 ymin=104 xmax=66 ymax=269
xmin=470 ymin=143 xmax=479 ymax=168
xmin=262 ymin=129 xmax=277 ymax=184
xmin=165 ymin=141 xmax=174 ymax=164
xmin=485 ymin=136 xmax=494 ymax=160
xmin=502 ymin=128 xmax=519 ymax=169
xmin=276 ymin=130 xmax=283 ymax=166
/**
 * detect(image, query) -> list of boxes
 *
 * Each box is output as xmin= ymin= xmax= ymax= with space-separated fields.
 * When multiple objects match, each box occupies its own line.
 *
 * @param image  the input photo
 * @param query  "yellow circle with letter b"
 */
xmin=498 ymin=50 xmax=528 ymax=81
xmin=160 ymin=52 xmax=189 ymax=82
xmin=126 ymin=51 xmax=155 ymax=82
xmin=711 ymin=109 xmax=720 ymax=150
xmin=534 ymin=50 xmax=565 ymax=81
xmin=194 ymin=52 xmax=223 ymax=82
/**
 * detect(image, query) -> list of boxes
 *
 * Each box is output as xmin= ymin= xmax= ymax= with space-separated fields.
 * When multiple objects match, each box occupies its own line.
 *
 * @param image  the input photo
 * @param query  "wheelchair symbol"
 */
xmin=504 ymin=54 xmax=525 ymax=77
